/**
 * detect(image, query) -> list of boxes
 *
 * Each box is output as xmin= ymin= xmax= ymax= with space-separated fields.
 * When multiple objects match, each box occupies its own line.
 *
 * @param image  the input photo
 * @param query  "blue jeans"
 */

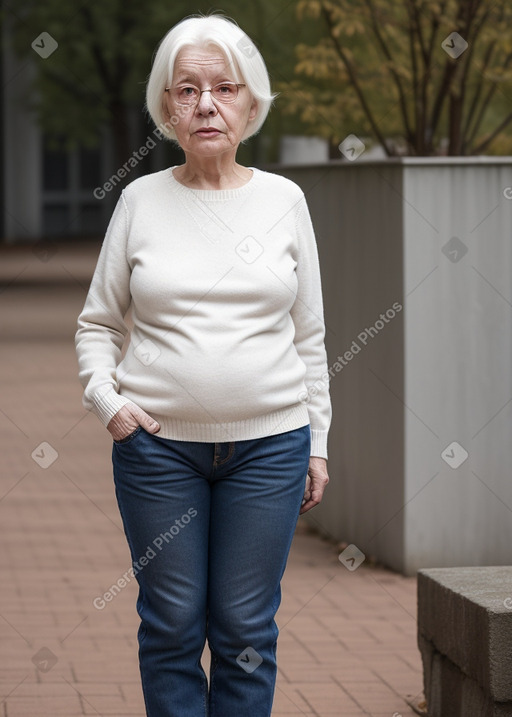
xmin=112 ymin=424 xmax=311 ymax=717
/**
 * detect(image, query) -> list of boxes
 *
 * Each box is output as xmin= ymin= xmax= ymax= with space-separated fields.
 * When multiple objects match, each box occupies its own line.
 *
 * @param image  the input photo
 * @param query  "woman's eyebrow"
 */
xmin=175 ymin=74 xmax=236 ymax=83
xmin=174 ymin=74 xmax=200 ymax=85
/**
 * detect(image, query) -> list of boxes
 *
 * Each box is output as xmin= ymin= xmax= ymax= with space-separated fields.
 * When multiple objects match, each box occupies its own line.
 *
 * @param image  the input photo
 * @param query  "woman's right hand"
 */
xmin=107 ymin=403 xmax=160 ymax=442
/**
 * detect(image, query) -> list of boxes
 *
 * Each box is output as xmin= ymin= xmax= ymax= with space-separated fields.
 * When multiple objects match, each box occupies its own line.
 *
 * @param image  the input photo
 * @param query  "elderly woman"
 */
xmin=75 ymin=14 xmax=331 ymax=717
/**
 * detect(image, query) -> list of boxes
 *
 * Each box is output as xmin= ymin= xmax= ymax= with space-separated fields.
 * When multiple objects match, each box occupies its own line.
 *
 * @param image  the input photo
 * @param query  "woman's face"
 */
xmin=164 ymin=46 xmax=258 ymax=159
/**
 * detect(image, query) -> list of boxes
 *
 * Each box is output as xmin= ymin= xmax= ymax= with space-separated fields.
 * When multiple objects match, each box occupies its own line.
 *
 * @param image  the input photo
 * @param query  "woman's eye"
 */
xmin=177 ymin=86 xmax=198 ymax=101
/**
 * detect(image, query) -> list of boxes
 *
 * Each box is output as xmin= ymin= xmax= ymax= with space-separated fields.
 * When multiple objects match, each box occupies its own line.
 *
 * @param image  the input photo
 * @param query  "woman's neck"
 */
xmin=172 ymin=156 xmax=253 ymax=190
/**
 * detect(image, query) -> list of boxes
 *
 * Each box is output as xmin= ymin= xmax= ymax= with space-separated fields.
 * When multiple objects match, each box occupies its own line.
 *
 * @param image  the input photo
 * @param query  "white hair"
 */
xmin=146 ymin=15 xmax=276 ymax=143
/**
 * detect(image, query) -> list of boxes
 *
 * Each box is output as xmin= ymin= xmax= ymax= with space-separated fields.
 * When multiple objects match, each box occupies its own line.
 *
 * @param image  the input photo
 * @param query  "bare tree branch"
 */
xmin=363 ymin=0 xmax=414 ymax=144
xmin=319 ymin=2 xmax=392 ymax=154
xmin=448 ymin=0 xmax=489 ymax=153
xmin=466 ymin=49 xmax=512 ymax=148
xmin=429 ymin=0 xmax=468 ymax=142
xmin=463 ymin=1 xmax=509 ymax=149
xmin=404 ymin=0 xmax=421 ymax=152
xmin=461 ymin=39 xmax=496 ymax=151
xmin=471 ymin=108 xmax=512 ymax=154
xmin=406 ymin=0 xmax=428 ymax=64
xmin=421 ymin=1 xmax=445 ymax=153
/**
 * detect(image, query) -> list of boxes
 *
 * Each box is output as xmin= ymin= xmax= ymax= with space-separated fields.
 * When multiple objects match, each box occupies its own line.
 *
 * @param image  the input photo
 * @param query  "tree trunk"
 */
xmin=448 ymin=92 xmax=464 ymax=155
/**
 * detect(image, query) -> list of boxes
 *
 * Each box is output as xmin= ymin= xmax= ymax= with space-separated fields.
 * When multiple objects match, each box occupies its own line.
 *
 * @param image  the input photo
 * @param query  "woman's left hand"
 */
xmin=300 ymin=457 xmax=329 ymax=514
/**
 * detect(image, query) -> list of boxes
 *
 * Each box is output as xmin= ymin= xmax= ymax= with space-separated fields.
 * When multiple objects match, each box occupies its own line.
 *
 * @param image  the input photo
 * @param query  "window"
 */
xmin=42 ymin=137 xmax=106 ymax=239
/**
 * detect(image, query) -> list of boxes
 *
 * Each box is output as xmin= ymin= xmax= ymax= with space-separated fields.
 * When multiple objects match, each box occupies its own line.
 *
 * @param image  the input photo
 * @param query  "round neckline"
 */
xmin=168 ymin=166 xmax=259 ymax=201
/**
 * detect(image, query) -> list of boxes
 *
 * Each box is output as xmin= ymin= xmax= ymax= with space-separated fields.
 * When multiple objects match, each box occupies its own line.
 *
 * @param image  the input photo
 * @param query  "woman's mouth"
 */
xmin=195 ymin=128 xmax=222 ymax=138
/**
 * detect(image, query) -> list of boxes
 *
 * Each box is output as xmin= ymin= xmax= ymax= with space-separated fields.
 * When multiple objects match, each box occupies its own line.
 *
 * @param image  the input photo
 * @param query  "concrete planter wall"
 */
xmin=273 ymin=158 xmax=512 ymax=575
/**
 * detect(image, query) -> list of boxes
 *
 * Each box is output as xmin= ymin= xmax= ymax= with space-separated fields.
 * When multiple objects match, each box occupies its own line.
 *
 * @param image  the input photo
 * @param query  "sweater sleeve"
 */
xmin=75 ymin=192 xmax=134 ymax=426
xmin=291 ymin=195 xmax=332 ymax=459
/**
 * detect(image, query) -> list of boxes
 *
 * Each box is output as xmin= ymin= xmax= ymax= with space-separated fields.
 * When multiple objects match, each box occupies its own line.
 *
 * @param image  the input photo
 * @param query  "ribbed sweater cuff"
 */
xmin=91 ymin=387 xmax=132 ymax=427
xmin=310 ymin=429 xmax=328 ymax=459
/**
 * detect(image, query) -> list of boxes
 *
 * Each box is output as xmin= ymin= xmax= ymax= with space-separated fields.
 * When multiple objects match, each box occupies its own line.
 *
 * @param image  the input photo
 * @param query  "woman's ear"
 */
xmin=249 ymin=98 xmax=258 ymax=122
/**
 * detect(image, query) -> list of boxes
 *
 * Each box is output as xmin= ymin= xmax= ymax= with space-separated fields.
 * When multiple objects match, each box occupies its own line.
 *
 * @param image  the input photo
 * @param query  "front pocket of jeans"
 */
xmin=113 ymin=426 xmax=142 ymax=445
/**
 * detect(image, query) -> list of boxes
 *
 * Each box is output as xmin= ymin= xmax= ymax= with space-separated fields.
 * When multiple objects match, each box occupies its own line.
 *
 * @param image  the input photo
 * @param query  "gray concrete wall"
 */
xmin=402 ymin=160 xmax=512 ymax=573
xmin=272 ymin=158 xmax=512 ymax=575
xmin=273 ymin=161 xmax=406 ymax=572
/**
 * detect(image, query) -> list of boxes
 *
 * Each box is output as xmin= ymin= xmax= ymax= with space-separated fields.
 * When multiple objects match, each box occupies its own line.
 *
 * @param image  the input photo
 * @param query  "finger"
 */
xmin=301 ymin=487 xmax=312 ymax=504
xmin=110 ymin=408 xmax=138 ymax=430
xmin=299 ymin=498 xmax=319 ymax=514
xmin=299 ymin=485 xmax=327 ymax=514
xmin=137 ymin=411 xmax=160 ymax=434
xmin=127 ymin=405 xmax=160 ymax=434
xmin=107 ymin=416 xmax=138 ymax=441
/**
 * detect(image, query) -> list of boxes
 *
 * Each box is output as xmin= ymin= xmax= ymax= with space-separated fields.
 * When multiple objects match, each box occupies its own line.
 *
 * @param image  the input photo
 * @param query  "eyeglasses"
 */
xmin=164 ymin=82 xmax=246 ymax=106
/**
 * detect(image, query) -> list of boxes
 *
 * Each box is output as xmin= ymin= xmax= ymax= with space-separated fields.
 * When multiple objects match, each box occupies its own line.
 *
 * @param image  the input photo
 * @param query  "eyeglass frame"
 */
xmin=164 ymin=81 xmax=247 ymax=106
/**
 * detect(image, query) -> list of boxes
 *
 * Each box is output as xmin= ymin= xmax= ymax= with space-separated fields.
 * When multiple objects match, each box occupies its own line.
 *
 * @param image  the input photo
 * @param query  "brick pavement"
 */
xmin=0 ymin=244 xmax=424 ymax=716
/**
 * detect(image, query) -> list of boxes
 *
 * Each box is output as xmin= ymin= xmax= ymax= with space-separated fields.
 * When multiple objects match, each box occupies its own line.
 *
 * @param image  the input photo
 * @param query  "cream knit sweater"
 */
xmin=75 ymin=167 xmax=331 ymax=457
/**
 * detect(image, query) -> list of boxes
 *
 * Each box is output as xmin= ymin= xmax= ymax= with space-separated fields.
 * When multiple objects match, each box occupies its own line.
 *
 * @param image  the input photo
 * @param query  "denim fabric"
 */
xmin=112 ymin=424 xmax=311 ymax=717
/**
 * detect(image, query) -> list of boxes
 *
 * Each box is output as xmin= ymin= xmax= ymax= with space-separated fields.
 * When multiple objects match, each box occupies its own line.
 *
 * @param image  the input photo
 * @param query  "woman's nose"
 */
xmin=196 ymin=90 xmax=218 ymax=115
